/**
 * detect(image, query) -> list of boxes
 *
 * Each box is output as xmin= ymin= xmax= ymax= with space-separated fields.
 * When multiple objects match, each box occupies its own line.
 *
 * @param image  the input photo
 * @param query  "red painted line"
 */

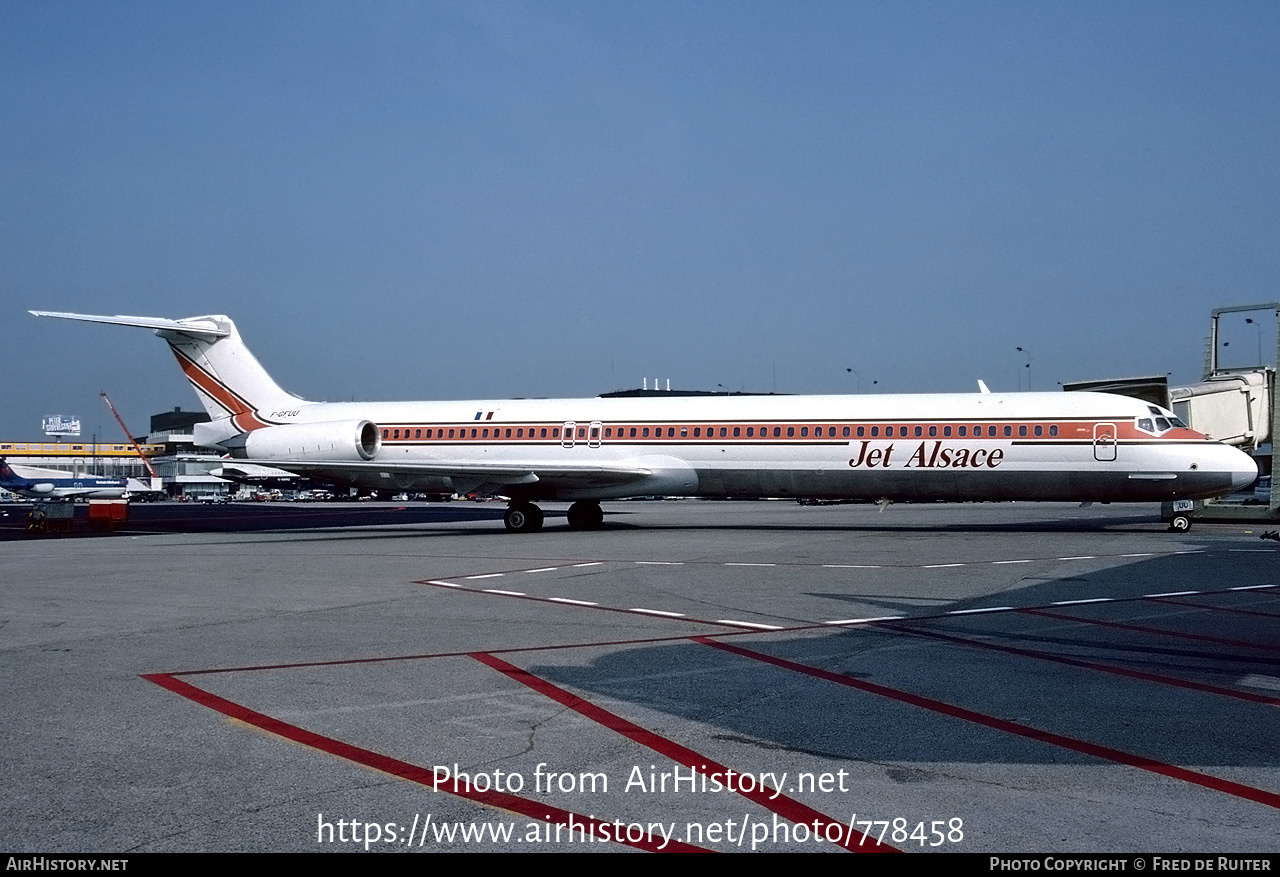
xmin=1024 ymin=609 xmax=1280 ymax=654
xmin=1153 ymin=598 xmax=1280 ymax=620
xmin=141 ymin=672 xmax=711 ymax=852
xmin=471 ymin=652 xmax=898 ymax=853
xmin=879 ymin=623 xmax=1280 ymax=708
xmin=697 ymin=639 xmax=1280 ymax=811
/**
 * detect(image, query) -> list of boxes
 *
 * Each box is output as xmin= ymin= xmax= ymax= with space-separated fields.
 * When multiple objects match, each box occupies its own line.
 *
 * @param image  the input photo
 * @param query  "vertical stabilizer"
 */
xmin=29 ymin=312 xmax=310 ymax=431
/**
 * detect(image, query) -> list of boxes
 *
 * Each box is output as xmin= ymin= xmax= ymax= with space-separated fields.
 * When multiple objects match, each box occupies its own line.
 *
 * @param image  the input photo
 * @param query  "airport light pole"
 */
xmin=1016 ymin=347 xmax=1031 ymax=391
xmin=1246 ymin=318 xmax=1263 ymax=365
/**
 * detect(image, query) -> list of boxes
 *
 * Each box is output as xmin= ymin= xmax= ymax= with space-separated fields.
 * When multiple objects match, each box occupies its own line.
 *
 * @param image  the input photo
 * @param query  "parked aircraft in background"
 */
xmin=0 ymin=458 xmax=129 ymax=500
xmin=31 ymin=311 xmax=1257 ymax=532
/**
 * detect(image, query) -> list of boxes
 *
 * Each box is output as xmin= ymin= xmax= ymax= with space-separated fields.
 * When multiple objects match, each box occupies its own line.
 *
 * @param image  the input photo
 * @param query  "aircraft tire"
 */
xmin=505 ymin=503 xmax=544 ymax=533
xmin=566 ymin=500 xmax=604 ymax=530
xmin=1169 ymin=514 xmax=1193 ymax=533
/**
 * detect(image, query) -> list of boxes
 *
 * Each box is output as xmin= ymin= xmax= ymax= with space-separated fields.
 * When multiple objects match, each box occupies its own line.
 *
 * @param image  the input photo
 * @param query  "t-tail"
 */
xmin=29 ymin=312 xmax=309 ymax=437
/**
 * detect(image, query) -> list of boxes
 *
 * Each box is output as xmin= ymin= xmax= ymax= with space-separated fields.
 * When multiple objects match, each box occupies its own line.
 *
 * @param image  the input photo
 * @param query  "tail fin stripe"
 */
xmin=171 ymin=348 xmax=272 ymax=431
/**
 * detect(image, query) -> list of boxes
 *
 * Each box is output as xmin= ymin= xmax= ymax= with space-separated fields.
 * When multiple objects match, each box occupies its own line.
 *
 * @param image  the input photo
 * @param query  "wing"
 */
xmin=234 ymin=457 xmax=653 ymax=496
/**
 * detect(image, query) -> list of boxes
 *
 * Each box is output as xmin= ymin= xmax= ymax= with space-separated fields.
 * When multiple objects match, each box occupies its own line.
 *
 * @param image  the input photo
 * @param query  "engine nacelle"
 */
xmin=240 ymin=420 xmax=381 ymax=462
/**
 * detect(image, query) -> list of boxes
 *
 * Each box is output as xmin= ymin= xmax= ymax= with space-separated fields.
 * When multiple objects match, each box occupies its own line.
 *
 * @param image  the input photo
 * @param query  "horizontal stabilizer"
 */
xmin=29 ymin=311 xmax=230 ymax=339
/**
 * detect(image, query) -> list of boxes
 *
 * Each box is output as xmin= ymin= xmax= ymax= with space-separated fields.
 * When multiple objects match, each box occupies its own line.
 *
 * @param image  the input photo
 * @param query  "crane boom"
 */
xmin=99 ymin=392 xmax=160 ymax=481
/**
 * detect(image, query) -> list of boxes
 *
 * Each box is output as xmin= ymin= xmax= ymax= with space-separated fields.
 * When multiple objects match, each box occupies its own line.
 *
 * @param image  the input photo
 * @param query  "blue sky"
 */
xmin=3 ymin=2 xmax=1278 ymax=438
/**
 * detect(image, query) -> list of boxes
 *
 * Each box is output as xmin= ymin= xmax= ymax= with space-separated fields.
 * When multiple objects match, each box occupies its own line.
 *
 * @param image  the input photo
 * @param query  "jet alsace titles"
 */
xmin=0 ymin=458 xmax=128 ymax=501
xmin=31 ymin=311 xmax=1257 ymax=533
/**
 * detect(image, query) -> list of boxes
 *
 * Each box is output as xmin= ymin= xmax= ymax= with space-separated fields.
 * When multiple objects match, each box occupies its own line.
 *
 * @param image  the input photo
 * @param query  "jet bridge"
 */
xmin=1184 ymin=303 xmax=1278 ymax=519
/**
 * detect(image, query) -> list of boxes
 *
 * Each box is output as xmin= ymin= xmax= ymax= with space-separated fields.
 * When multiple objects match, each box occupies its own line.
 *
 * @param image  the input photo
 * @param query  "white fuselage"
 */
xmin=261 ymin=390 xmax=1256 ymax=503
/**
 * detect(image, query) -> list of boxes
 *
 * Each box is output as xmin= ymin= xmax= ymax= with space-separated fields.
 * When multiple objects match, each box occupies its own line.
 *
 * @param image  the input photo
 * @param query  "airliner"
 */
xmin=0 ymin=458 xmax=129 ymax=500
xmin=31 ymin=311 xmax=1257 ymax=533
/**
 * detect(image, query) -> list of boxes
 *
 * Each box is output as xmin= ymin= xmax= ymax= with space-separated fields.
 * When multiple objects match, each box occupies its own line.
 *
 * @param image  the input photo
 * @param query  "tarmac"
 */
xmin=2 ymin=499 xmax=1278 ymax=853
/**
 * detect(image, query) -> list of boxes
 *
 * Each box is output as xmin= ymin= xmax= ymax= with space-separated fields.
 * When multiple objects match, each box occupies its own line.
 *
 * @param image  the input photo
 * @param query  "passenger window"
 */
xmin=988 ymin=426 xmax=996 ymax=437
xmin=914 ymin=426 xmax=923 ymax=437
xmin=928 ymin=426 xmax=936 ymax=437
xmin=942 ymin=426 xmax=950 ymax=437
xmin=719 ymin=427 xmax=727 ymax=438
xmin=1033 ymin=425 xmax=1042 ymax=437
xmin=642 ymin=428 xmax=650 ymax=438
xmin=733 ymin=427 xmax=741 ymax=437
xmin=1049 ymin=425 xmax=1058 ymax=436
xmin=746 ymin=427 xmax=753 ymax=437
xmin=800 ymin=427 xmax=808 ymax=437
xmin=1003 ymin=426 xmax=1012 ymax=437
xmin=693 ymin=427 xmax=701 ymax=437
xmin=870 ymin=426 xmax=879 ymax=437
xmin=540 ymin=428 xmax=547 ymax=438
xmin=843 ymin=426 xmax=851 ymax=437
xmin=630 ymin=427 xmax=637 ymax=437
xmin=681 ymin=427 xmax=688 ymax=437
xmin=857 ymin=426 xmax=865 ymax=437
xmin=957 ymin=426 xmax=966 ymax=437
xmin=1018 ymin=425 xmax=1027 ymax=437
xmin=773 ymin=427 xmax=782 ymax=437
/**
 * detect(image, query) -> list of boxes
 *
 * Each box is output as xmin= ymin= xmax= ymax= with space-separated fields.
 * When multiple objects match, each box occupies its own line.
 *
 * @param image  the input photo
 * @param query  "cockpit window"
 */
xmin=1136 ymin=414 xmax=1183 ymax=435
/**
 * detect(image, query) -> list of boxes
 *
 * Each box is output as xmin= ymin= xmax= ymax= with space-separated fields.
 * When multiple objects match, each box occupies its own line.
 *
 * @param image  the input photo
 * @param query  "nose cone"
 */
xmin=1229 ymin=446 xmax=1259 ymax=492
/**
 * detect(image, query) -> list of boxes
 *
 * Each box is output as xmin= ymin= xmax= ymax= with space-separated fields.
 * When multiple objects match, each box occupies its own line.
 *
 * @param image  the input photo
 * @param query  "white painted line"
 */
xmin=629 ymin=608 xmax=686 ymax=617
xmin=482 ymin=589 xmax=526 ymax=597
xmin=466 ymin=573 xmax=505 ymax=580
xmin=1120 ymin=553 xmax=1155 ymax=558
xmin=946 ymin=606 xmax=1014 ymax=615
xmin=525 ymin=567 xmax=559 ymax=573
xmin=548 ymin=598 xmax=599 ymax=606
xmin=1174 ymin=549 xmax=1205 ymax=554
xmin=1238 ymin=674 xmax=1280 ymax=692
xmin=725 ymin=562 xmax=777 ymax=567
xmin=1144 ymin=590 xmax=1200 ymax=598
xmin=427 ymin=580 xmax=460 ymax=587
xmin=1229 ymin=549 xmax=1277 ymax=553
xmin=634 ymin=561 xmax=683 ymax=565
xmin=992 ymin=560 xmax=1033 ymax=565
xmin=824 ymin=616 xmax=905 ymax=625
xmin=925 ymin=563 xmax=965 ymax=569
xmin=715 ymin=619 xmax=784 ymax=630
xmin=573 ymin=562 xmax=604 ymax=567
xmin=1229 ymin=584 xmax=1276 ymax=591
xmin=822 ymin=564 xmax=881 ymax=569
xmin=1051 ymin=598 xmax=1113 ymax=606
xmin=1058 ymin=556 xmax=1096 ymax=560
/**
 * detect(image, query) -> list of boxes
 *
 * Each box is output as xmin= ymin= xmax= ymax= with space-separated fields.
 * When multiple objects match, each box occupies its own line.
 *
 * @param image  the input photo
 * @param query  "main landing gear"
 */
xmin=503 ymin=500 xmax=605 ymax=532
xmin=504 ymin=502 xmax=544 ymax=533
xmin=566 ymin=500 xmax=605 ymax=530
